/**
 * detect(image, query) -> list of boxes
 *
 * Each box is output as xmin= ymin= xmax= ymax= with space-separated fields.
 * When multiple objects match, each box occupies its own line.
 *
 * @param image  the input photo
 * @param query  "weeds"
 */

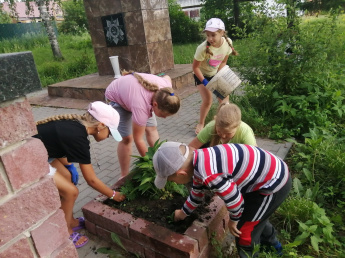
xmin=120 ymin=140 xmax=188 ymax=201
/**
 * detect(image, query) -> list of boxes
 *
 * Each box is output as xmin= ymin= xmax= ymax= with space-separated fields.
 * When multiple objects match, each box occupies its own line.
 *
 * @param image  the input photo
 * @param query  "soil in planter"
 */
xmin=104 ymin=190 xmax=215 ymax=234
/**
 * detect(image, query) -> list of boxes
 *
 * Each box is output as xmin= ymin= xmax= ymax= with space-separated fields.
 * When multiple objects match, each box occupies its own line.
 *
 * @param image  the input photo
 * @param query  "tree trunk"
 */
xmin=233 ymin=0 xmax=240 ymax=27
xmin=286 ymin=0 xmax=296 ymax=29
xmin=36 ymin=0 xmax=63 ymax=59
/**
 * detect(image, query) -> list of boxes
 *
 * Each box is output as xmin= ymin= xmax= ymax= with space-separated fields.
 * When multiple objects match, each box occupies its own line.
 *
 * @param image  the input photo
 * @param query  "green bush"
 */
xmin=235 ymin=13 xmax=345 ymax=138
xmin=58 ymin=0 xmax=88 ymax=35
xmin=168 ymin=0 xmax=202 ymax=43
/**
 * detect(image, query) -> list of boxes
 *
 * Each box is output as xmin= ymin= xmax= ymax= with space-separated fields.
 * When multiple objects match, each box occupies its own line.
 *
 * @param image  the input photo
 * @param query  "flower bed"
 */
xmin=82 ymin=178 xmax=232 ymax=257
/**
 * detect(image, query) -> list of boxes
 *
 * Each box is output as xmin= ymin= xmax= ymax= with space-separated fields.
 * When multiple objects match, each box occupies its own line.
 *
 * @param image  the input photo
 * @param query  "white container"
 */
xmin=109 ymin=56 xmax=121 ymax=79
xmin=206 ymin=65 xmax=242 ymax=99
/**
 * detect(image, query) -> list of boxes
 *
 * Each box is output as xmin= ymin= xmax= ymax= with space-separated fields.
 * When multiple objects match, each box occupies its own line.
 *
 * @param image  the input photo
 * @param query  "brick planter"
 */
xmin=82 ymin=179 xmax=231 ymax=257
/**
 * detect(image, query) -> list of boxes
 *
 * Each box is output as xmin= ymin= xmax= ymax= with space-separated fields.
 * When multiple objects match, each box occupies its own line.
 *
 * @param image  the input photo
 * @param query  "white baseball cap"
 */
xmin=88 ymin=101 xmax=122 ymax=141
xmin=204 ymin=18 xmax=225 ymax=32
xmin=153 ymin=142 xmax=189 ymax=189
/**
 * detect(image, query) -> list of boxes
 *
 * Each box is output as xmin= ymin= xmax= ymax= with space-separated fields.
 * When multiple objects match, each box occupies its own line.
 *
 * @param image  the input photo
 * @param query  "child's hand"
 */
xmin=228 ymin=220 xmax=242 ymax=237
xmin=174 ymin=209 xmax=187 ymax=221
xmin=113 ymin=192 xmax=126 ymax=202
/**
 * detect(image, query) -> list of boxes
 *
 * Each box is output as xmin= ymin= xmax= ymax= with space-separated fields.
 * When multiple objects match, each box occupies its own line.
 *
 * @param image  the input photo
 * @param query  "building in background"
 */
xmin=2 ymin=1 xmax=63 ymax=23
xmin=177 ymin=0 xmax=202 ymax=20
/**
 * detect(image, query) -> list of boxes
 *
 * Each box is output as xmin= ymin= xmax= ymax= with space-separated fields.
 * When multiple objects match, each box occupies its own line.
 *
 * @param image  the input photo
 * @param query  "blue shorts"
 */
xmin=110 ymin=101 xmax=157 ymax=138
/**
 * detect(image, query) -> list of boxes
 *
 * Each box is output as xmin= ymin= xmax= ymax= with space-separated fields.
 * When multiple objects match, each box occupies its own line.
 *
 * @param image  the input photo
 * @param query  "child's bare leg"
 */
xmin=145 ymin=126 xmax=159 ymax=147
xmin=196 ymin=84 xmax=213 ymax=134
xmin=117 ymin=135 xmax=133 ymax=177
xmin=51 ymin=161 xmax=87 ymax=245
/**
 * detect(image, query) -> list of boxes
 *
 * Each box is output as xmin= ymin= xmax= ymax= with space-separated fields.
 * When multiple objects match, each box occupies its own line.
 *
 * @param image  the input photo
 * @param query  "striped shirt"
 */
xmin=182 ymin=144 xmax=289 ymax=221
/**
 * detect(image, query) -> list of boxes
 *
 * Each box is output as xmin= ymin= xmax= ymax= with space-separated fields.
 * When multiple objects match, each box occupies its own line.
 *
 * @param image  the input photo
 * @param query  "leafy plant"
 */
xmin=120 ymin=140 xmax=188 ymax=201
xmin=294 ymin=203 xmax=341 ymax=254
xmin=97 ymin=232 xmax=140 ymax=258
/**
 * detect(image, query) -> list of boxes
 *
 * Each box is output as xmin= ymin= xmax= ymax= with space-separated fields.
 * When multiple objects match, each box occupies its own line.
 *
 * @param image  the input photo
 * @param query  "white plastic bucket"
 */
xmin=206 ymin=65 xmax=241 ymax=99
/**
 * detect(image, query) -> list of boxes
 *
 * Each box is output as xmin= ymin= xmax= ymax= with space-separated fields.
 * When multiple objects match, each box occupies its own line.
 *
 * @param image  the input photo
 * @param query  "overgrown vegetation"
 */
xmin=227 ymin=9 xmax=345 ymax=257
xmin=120 ymin=140 xmax=189 ymax=201
xmin=1 ymin=2 xmax=345 ymax=256
xmin=58 ymin=0 xmax=88 ymax=35
xmin=168 ymin=0 xmax=202 ymax=43
xmin=0 ymin=32 xmax=96 ymax=87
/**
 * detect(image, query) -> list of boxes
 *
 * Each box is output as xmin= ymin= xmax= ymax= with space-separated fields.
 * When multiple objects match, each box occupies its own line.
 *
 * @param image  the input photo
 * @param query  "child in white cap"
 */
xmin=34 ymin=101 xmax=125 ymax=249
xmin=193 ymin=17 xmax=239 ymax=135
xmin=153 ymin=142 xmax=291 ymax=257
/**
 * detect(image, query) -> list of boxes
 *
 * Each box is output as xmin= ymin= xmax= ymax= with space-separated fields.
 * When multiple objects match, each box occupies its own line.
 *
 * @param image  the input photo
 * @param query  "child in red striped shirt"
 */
xmin=153 ymin=142 xmax=291 ymax=257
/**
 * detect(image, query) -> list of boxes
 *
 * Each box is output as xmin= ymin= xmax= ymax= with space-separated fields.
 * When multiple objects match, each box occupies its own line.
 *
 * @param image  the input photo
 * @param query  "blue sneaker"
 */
xmin=273 ymin=241 xmax=283 ymax=256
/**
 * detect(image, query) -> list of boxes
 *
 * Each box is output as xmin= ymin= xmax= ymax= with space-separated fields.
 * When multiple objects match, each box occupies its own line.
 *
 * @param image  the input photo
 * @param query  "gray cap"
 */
xmin=153 ymin=142 xmax=189 ymax=189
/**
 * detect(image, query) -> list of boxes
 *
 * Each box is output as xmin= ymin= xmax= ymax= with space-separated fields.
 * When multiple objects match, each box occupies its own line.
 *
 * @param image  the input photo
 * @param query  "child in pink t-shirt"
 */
xmin=105 ymin=70 xmax=180 ymax=177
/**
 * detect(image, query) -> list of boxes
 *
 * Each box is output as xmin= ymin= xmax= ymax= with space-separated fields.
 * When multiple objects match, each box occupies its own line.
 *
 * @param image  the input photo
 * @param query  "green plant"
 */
xmin=294 ymin=203 xmax=341 ymax=254
xmin=97 ymin=232 xmax=140 ymax=258
xmin=58 ymin=0 xmax=88 ymax=35
xmin=276 ymin=195 xmax=315 ymax=234
xmin=168 ymin=0 xmax=202 ymax=44
xmin=120 ymin=140 xmax=188 ymax=201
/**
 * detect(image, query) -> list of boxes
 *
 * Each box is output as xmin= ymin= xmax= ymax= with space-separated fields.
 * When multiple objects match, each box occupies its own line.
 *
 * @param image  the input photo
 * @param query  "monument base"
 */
xmin=27 ymin=64 xmax=196 ymax=109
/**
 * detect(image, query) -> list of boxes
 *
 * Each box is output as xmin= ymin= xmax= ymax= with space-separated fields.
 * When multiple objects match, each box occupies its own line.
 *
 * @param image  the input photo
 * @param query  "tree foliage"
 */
xmin=298 ymin=0 xmax=345 ymax=14
xmin=200 ymin=0 xmax=259 ymax=38
xmin=168 ymin=0 xmax=202 ymax=43
xmin=58 ymin=0 xmax=88 ymax=35
xmin=0 ymin=9 xmax=12 ymax=24
xmin=3 ymin=0 xmax=63 ymax=59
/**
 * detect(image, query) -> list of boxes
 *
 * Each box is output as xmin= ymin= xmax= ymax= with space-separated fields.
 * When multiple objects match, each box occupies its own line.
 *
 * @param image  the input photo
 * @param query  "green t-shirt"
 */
xmin=197 ymin=120 xmax=257 ymax=146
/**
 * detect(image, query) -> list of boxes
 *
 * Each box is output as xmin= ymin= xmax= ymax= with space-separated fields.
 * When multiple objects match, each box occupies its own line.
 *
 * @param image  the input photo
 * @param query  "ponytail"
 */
xmin=154 ymin=87 xmax=180 ymax=115
xmin=223 ymin=31 xmax=239 ymax=56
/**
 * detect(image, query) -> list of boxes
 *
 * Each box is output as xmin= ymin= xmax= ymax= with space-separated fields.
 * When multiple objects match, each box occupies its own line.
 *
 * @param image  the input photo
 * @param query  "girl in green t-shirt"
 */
xmin=189 ymin=103 xmax=257 ymax=151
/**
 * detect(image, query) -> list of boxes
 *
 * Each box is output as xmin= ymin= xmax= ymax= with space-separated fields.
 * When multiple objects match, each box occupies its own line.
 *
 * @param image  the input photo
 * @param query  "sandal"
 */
xmin=69 ymin=232 xmax=89 ymax=248
xmin=72 ymin=217 xmax=85 ymax=231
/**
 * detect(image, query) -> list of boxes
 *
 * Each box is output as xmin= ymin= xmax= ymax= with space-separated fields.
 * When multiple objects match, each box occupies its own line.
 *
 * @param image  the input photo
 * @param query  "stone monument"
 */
xmin=84 ymin=0 xmax=174 ymax=76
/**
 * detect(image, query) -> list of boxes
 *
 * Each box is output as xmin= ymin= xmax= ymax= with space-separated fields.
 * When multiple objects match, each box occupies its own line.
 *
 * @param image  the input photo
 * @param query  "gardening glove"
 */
xmin=202 ymin=78 xmax=209 ymax=86
xmin=65 ymin=164 xmax=79 ymax=185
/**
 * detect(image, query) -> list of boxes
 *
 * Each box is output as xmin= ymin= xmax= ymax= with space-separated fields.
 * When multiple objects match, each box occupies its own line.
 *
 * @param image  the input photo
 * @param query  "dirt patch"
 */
xmin=104 ymin=190 xmax=214 ymax=234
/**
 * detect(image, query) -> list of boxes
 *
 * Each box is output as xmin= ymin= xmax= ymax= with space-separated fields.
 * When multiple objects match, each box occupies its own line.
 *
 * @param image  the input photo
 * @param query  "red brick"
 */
xmin=199 ymin=196 xmax=228 ymax=239
xmin=82 ymin=200 xmax=133 ymax=238
xmin=129 ymin=217 xmax=199 ymax=258
xmin=0 ymin=177 xmax=60 ymax=247
xmin=0 ymin=237 xmax=34 ymax=258
xmin=96 ymin=227 xmax=145 ymax=257
xmin=0 ymin=168 xmax=8 ymax=198
xmin=185 ymin=221 xmax=208 ymax=252
xmin=85 ymin=219 xmax=97 ymax=235
xmin=0 ymin=99 xmax=37 ymax=148
xmin=50 ymin=239 xmax=78 ymax=258
xmin=144 ymin=247 xmax=168 ymax=258
xmin=199 ymin=243 xmax=213 ymax=258
xmin=31 ymin=210 xmax=70 ymax=257
xmin=1 ymin=138 xmax=49 ymax=190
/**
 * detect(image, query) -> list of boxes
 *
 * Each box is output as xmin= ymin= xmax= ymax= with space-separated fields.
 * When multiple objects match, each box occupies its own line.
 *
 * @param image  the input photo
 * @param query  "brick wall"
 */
xmin=0 ymin=52 xmax=78 ymax=257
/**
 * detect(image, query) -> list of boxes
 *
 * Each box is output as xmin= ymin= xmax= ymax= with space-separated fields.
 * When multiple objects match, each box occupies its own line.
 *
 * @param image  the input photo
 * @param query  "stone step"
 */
xmin=47 ymin=64 xmax=194 ymax=101
xmin=27 ymin=64 xmax=197 ymax=109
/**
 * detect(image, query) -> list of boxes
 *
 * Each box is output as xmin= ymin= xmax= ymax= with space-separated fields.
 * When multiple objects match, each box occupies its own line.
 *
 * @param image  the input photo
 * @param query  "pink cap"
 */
xmin=88 ymin=101 xmax=122 ymax=141
xmin=203 ymin=18 xmax=225 ymax=32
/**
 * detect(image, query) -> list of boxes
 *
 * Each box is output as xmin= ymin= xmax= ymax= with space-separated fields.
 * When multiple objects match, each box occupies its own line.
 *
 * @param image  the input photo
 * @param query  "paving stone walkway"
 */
xmin=30 ymin=89 xmax=292 ymax=257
